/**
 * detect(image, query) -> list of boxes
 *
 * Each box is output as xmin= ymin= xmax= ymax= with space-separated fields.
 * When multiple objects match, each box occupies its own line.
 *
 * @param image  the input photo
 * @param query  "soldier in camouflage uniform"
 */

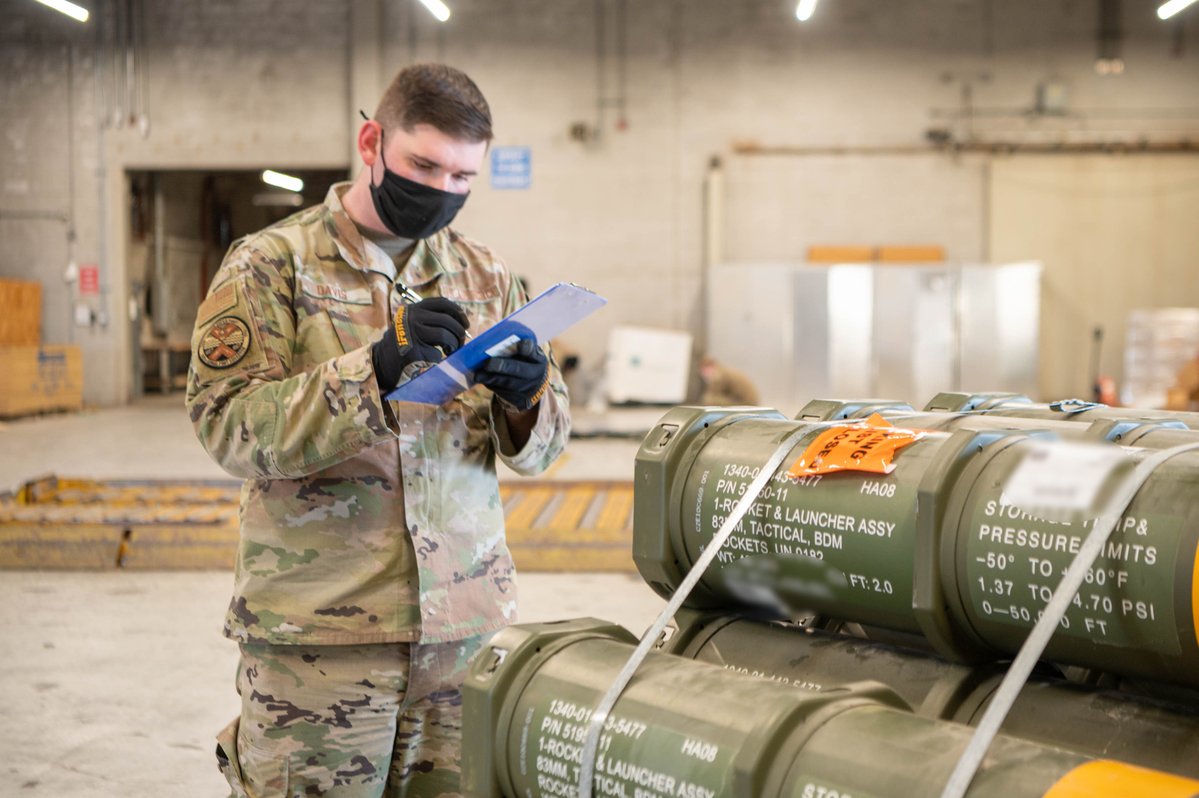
xmin=699 ymin=356 xmax=760 ymax=407
xmin=186 ymin=63 xmax=570 ymax=797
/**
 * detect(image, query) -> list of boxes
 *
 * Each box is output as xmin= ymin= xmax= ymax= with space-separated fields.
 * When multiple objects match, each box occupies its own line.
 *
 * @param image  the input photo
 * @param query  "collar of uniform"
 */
xmin=323 ymin=182 xmax=399 ymax=282
xmin=397 ymin=234 xmax=455 ymax=292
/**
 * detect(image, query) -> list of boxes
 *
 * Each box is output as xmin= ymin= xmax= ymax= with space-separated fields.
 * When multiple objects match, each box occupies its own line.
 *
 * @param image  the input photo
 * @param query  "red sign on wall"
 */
xmin=78 ymin=263 xmax=100 ymax=295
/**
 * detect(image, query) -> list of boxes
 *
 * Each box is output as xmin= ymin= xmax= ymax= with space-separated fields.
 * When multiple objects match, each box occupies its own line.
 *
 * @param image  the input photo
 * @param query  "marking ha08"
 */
xmin=463 ymin=619 xmax=1199 ymax=798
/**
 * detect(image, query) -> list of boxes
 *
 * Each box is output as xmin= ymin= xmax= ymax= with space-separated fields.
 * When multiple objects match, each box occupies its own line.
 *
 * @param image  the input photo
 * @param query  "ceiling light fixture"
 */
xmin=1157 ymin=0 xmax=1198 ymax=19
xmin=261 ymin=170 xmax=304 ymax=193
xmin=417 ymin=0 xmax=451 ymax=22
xmin=795 ymin=0 xmax=819 ymax=22
xmin=33 ymin=0 xmax=89 ymax=22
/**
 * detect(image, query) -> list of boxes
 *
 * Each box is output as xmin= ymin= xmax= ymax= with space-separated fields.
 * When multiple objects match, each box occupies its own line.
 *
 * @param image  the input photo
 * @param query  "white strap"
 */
xmin=939 ymin=440 xmax=1199 ymax=798
xmin=576 ymin=424 xmax=813 ymax=798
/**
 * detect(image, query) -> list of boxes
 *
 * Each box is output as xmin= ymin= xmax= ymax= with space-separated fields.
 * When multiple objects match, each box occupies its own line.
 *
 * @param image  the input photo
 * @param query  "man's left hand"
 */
xmin=476 ymin=339 xmax=549 ymax=412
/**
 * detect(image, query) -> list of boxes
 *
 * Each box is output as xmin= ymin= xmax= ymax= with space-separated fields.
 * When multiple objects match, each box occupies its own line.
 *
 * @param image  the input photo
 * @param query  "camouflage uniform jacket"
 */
xmin=186 ymin=183 xmax=570 ymax=646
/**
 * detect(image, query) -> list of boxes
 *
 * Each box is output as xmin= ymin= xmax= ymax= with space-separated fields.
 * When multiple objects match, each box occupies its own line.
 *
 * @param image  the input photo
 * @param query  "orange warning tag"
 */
xmin=1044 ymin=760 xmax=1199 ymax=798
xmin=788 ymin=414 xmax=924 ymax=477
xmin=1193 ymin=541 xmax=1199 ymax=651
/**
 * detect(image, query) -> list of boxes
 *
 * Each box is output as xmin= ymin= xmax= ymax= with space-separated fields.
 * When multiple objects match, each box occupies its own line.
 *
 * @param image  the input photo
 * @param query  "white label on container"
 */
xmin=1000 ymin=440 xmax=1131 ymax=514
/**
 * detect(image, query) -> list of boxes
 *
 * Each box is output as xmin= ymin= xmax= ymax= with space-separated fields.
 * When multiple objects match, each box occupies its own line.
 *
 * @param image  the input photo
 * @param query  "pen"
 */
xmin=396 ymin=279 xmax=473 ymax=341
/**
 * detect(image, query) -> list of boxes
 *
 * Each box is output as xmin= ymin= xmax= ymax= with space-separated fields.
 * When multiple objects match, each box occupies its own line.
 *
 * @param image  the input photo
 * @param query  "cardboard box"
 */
xmin=807 ymin=245 xmax=876 ymax=263
xmin=0 ymin=345 xmax=83 ymax=417
xmin=0 ymin=279 xmax=42 ymax=346
xmin=605 ymin=326 xmax=693 ymax=404
xmin=877 ymin=245 xmax=946 ymax=263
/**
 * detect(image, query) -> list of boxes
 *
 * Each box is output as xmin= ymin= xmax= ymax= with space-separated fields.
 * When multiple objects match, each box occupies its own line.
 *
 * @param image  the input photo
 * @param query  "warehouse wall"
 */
xmin=2 ymin=0 xmax=1198 ymax=406
xmin=991 ymin=156 xmax=1199 ymax=400
xmin=0 ymin=0 xmax=350 ymax=404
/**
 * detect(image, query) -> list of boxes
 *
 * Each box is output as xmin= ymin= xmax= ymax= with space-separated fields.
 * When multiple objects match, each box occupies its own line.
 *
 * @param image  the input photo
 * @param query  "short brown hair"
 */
xmin=374 ymin=63 xmax=493 ymax=143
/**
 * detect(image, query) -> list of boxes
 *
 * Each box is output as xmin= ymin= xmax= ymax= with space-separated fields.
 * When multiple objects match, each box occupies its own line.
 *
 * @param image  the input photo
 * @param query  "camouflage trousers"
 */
xmin=216 ymin=636 xmax=486 ymax=798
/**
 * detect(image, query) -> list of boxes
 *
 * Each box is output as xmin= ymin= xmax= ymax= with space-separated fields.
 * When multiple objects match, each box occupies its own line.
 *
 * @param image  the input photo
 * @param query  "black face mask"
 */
xmin=368 ymin=128 xmax=469 ymax=240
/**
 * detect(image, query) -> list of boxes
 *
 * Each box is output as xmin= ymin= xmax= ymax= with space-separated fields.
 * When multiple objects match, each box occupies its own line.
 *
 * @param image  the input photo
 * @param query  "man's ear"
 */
xmin=356 ymin=120 xmax=383 ymax=166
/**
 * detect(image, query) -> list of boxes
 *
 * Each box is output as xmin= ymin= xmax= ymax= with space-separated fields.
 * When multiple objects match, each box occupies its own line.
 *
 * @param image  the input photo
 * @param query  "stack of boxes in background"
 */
xmin=0 ymin=279 xmax=83 ymax=417
xmin=1122 ymin=307 xmax=1199 ymax=410
xmin=805 ymin=244 xmax=947 ymax=263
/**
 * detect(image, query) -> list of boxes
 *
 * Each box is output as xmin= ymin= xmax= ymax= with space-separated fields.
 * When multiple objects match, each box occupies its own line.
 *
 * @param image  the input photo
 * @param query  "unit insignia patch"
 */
xmin=198 ymin=316 xmax=252 ymax=369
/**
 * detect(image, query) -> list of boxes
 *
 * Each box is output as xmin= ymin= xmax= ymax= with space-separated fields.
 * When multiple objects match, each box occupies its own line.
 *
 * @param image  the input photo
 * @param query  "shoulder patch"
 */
xmin=197 ymin=316 xmax=252 ymax=369
xmin=196 ymin=283 xmax=238 ymax=325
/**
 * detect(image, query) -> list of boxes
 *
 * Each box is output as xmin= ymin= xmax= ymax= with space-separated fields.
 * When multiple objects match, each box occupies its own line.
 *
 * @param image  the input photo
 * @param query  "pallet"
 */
xmin=0 ymin=345 xmax=84 ymax=417
xmin=0 ymin=476 xmax=635 ymax=572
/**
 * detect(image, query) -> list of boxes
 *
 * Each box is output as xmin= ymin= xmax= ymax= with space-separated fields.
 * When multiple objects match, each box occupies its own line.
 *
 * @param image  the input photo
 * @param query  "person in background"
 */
xmin=186 ymin=63 xmax=569 ymax=797
xmin=699 ymin=355 xmax=761 ymax=407
xmin=552 ymin=337 xmax=592 ymax=406
xmin=1167 ymin=355 xmax=1199 ymax=411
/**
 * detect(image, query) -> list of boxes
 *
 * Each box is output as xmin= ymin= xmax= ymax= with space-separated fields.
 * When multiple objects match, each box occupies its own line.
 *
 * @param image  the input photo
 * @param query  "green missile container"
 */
xmin=924 ymin=391 xmax=1199 ymax=430
xmin=633 ymin=406 xmax=1199 ymax=687
xmin=634 ymin=406 xmax=947 ymax=634
xmin=936 ymin=419 xmax=1199 ymax=685
xmin=796 ymin=397 xmax=1198 ymax=450
xmin=661 ymin=611 xmax=1199 ymax=778
xmin=462 ymin=618 xmax=1199 ymax=798
xmin=794 ymin=398 xmax=917 ymax=421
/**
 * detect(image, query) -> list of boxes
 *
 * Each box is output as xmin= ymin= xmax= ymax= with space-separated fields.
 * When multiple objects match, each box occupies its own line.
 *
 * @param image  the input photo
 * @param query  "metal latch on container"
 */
xmin=655 ymin=424 xmax=679 ymax=447
xmin=477 ymin=647 xmax=508 ymax=679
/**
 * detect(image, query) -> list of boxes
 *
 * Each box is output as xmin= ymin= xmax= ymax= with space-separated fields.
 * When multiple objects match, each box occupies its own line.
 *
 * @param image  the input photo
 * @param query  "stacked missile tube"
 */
xmin=918 ymin=391 xmax=1199 ymax=432
xmin=463 ymin=618 xmax=1199 ymax=798
xmin=799 ymin=392 xmax=1199 ymax=449
xmin=463 ymin=399 xmax=1199 ymax=798
xmin=660 ymin=609 xmax=1199 ymax=778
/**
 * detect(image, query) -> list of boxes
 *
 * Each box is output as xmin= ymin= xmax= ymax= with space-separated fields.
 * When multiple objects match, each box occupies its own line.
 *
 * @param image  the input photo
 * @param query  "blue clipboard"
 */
xmin=385 ymin=282 xmax=607 ymax=405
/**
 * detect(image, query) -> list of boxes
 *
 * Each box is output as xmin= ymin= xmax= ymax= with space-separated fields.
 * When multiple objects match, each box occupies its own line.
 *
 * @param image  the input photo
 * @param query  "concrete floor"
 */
xmin=0 ymin=397 xmax=668 ymax=797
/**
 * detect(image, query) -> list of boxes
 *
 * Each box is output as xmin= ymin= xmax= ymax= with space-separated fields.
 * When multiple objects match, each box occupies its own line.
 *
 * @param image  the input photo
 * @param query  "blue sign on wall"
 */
xmin=490 ymin=146 xmax=532 ymax=190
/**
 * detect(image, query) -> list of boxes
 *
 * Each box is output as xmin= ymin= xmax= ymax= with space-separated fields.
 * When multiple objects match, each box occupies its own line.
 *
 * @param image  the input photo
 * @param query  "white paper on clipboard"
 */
xmin=385 ymin=282 xmax=607 ymax=405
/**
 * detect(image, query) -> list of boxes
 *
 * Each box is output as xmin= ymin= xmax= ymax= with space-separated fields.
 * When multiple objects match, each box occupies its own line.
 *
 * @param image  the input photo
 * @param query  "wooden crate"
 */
xmin=0 ymin=279 xmax=42 ymax=346
xmin=0 ymin=345 xmax=83 ymax=417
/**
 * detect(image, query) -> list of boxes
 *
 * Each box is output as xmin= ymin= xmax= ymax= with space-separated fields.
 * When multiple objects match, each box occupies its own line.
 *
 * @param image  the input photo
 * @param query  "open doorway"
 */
xmin=127 ymin=168 xmax=345 ymax=395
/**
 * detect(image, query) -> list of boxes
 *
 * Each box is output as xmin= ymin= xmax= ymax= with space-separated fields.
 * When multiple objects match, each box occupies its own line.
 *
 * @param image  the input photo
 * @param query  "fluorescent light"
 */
xmin=261 ymin=170 xmax=304 ymax=193
xmin=417 ymin=0 xmax=451 ymax=22
xmin=795 ymin=0 xmax=819 ymax=22
xmin=33 ymin=0 xmax=89 ymax=22
xmin=1158 ymin=0 xmax=1198 ymax=19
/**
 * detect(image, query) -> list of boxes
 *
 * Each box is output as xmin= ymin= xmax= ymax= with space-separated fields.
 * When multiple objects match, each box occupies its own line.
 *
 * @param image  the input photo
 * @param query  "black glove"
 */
xmin=475 ymin=338 xmax=549 ymax=412
xmin=371 ymin=297 xmax=469 ymax=391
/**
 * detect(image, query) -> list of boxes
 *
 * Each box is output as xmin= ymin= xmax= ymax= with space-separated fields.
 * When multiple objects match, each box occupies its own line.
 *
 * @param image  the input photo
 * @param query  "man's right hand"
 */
xmin=371 ymin=297 xmax=469 ymax=391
